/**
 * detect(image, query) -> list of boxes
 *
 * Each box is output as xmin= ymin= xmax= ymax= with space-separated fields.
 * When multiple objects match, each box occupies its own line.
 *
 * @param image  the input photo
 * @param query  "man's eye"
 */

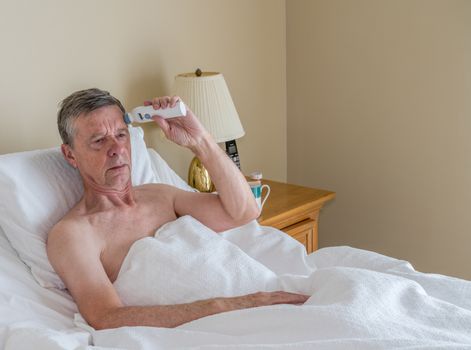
xmin=95 ymin=139 xmax=104 ymax=144
xmin=118 ymin=133 xmax=127 ymax=138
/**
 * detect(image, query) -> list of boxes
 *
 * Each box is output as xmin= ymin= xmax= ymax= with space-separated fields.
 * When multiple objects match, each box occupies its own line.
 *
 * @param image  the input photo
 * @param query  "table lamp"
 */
xmin=174 ymin=69 xmax=245 ymax=192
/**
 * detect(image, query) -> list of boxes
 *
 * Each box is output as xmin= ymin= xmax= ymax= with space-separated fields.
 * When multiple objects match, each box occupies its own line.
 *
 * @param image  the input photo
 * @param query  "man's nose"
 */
xmin=107 ymin=138 xmax=125 ymax=158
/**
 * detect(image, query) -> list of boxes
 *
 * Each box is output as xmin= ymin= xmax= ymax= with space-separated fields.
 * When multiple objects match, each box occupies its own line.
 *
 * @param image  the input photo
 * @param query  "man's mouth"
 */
xmin=108 ymin=164 xmax=127 ymax=171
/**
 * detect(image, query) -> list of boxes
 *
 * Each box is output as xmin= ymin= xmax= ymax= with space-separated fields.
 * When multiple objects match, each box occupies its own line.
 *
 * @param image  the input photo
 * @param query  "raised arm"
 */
xmin=189 ymin=131 xmax=260 ymax=226
xmin=149 ymin=96 xmax=260 ymax=231
xmin=47 ymin=223 xmax=308 ymax=329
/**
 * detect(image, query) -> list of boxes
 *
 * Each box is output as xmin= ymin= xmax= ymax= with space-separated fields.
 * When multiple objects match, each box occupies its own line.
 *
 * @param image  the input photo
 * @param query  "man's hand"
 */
xmin=218 ymin=291 xmax=310 ymax=312
xmin=145 ymin=96 xmax=210 ymax=151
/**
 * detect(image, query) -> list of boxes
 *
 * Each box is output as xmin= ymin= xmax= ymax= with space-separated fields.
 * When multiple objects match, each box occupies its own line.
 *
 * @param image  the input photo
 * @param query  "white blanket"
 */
xmin=7 ymin=216 xmax=471 ymax=349
xmin=113 ymin=216 xmax=281 ymax=306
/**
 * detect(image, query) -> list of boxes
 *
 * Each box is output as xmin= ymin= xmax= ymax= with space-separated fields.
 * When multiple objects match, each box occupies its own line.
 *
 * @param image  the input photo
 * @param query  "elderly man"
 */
xmin=47 ymin=88 xmax=308 ymax=330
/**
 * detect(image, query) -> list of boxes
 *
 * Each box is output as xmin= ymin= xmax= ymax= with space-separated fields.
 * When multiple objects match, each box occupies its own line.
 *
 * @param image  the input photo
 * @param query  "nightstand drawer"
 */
xmin=282 ymin=218 xmax=316 ymax=254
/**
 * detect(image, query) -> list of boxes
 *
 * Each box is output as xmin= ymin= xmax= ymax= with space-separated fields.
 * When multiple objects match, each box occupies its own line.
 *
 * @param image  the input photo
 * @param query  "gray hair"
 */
xmin=57 ymin=88 xmax=125 ymax=146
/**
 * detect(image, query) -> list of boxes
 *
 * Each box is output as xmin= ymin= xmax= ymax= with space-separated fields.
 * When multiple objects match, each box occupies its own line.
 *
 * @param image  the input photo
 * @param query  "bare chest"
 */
xmin=91 ymin=204 xmax=177 ymax=282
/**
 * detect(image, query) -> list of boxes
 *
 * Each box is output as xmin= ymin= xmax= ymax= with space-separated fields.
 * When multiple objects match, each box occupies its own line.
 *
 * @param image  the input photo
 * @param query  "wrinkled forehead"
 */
xmin=74 ymin=105 xmax=127 ymax=139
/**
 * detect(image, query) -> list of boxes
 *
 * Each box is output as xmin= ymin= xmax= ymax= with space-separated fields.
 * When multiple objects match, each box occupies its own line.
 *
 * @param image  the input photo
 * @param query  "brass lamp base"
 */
xmin=188 ymin=156 xmax=215 ymax=192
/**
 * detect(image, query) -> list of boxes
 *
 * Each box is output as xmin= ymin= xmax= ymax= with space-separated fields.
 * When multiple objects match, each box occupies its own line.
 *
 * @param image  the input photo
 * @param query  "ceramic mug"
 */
xmin=249 ymin=181 xmax=271 ymax=209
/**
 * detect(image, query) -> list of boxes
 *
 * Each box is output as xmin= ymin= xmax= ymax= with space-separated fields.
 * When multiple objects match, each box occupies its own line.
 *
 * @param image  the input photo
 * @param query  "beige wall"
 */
xmin=287 ymin=0 xmax=471 ymax=279
xmin=0 ymin=0 xmax=287 ymax=182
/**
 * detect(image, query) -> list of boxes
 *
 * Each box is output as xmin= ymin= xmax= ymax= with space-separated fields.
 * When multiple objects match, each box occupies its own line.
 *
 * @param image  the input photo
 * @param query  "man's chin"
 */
xmin=104 ymin=168 xmax=131 ymax=189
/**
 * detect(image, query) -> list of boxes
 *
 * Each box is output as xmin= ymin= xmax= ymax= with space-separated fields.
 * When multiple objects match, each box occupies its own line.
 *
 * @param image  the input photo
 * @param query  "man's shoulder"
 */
xmin=47 ymin=216 xmax=101 ymax=268
xmin=134 ymin=182 xmax=175 ymax=191
xmin=47 ymin=212 xmax=91 ymax=248
xmin=133 ymin=183 xmax=180 ymax=200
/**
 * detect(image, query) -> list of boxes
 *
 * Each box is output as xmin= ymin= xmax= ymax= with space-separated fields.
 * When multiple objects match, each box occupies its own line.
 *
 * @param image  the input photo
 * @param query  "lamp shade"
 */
xmin=174 ymin=71 xmax=245 ymax=143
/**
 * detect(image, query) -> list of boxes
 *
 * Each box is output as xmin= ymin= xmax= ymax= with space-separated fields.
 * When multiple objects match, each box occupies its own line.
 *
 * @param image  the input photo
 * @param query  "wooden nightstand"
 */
xmin=257 ymin=179 xmax=335 ymax=253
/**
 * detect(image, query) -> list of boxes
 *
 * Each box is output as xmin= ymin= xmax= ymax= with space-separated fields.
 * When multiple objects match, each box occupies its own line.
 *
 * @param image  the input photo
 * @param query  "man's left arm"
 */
xmin=149 ymin=96 xmax=260 ymax=232
xmin=181 ymin=133 xmax=260 ymax=231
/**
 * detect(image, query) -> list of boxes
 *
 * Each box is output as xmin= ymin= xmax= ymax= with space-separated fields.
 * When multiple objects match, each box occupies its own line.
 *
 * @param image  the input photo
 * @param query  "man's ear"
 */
xmin=61 ymin=144 xmax=78 ymax=168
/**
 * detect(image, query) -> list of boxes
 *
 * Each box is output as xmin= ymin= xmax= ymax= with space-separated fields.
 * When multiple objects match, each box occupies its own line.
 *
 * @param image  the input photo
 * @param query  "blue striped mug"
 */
xmin=248 ymin=181 xmax=271 ymax=209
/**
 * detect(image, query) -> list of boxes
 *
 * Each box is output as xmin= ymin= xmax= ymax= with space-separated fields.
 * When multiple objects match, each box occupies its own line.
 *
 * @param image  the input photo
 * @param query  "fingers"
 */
xmin=224 ymin=291 xmax=310 ymax=313
xmin=149 ymin=96 xmax=181 ymax=109
xmin=169 ymin=95 xmax=180 ymax=107
xmin=251 ymin=291 xmax=310 ymax=306
xmin=152 ymin=115 xmax=169 ymax=135
xmin=269 ymin=291 xmax=310 ymax=305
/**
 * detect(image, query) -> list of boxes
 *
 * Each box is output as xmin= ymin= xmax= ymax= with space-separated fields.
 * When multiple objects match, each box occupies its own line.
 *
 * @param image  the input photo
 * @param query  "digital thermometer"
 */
xmin=124 ymin=100 xmax=187 ymax=124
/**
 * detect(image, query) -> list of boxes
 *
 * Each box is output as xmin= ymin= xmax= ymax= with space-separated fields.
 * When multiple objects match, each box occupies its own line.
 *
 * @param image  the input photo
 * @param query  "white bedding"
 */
xmin=1 ymin=149 xmax=471 ymax=349
xmin=113 ymin=216 xmax=280 ymax=306
xmin=4 ymin=218 xmax=471 ymax=349
xmin=0 ymin=226 xmax=90 ymax=349
xmin=71 ymin=217 xmax=471 ymax=350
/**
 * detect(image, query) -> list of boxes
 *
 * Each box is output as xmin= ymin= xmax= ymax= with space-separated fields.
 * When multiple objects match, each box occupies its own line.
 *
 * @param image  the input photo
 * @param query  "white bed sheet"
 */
xmin=0 ymin=226 xmax=90 ymax=348
xmin=70 ymin=217 xmax=471 ymax=350
xmin=1 ymin=150 xmax=471 ymax=349
xmin=3 ymin=220 xmax=471 ymax=349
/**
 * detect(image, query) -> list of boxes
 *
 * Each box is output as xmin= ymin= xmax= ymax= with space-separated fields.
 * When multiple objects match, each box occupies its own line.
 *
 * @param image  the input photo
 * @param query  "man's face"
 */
xmin=62 ymin=105 xmax=132 ymax=191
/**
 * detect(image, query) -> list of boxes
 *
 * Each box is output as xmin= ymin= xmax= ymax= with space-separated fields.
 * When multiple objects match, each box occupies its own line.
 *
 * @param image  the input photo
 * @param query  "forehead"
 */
xmin=74 ymin=105 xmax=127 ymax=137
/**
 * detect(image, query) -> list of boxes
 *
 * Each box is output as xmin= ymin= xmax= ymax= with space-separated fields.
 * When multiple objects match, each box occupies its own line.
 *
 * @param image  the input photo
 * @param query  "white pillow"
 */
xmin=0 ymin=126 xmax=159 ymax=289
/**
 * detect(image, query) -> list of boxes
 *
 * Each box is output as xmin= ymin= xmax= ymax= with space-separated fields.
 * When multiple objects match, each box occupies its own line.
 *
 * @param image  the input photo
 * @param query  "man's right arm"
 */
xmin=47 ymin=223 xmax=309 ymax=330
xmin=91 ymin=291 xmax=309 ymax=329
